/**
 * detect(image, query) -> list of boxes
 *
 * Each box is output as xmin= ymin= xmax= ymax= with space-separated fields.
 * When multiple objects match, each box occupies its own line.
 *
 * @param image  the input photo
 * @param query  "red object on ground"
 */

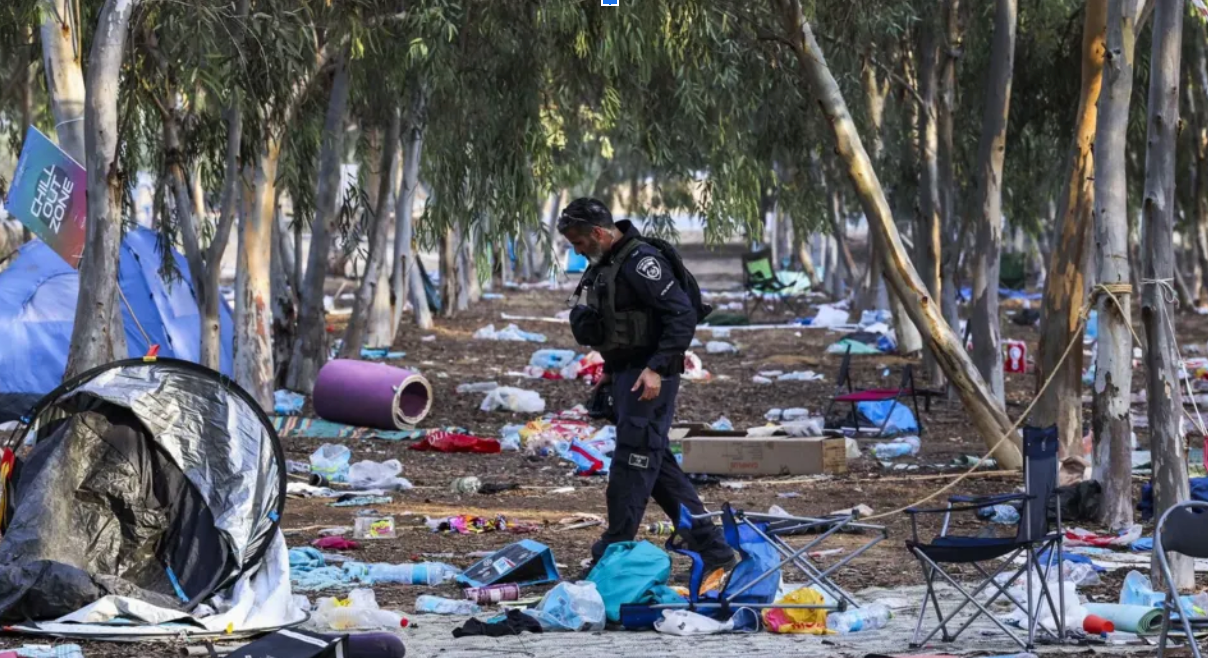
xmin=1004 ymin=339 xmax=1028 ymax=373
xmin=410 ymin=430 xmax=501 ymax=454
xmin=1083 ymin=614 xmax=1114 ymax=634
xmin=311 ymin=536 xmax=360 ymax=551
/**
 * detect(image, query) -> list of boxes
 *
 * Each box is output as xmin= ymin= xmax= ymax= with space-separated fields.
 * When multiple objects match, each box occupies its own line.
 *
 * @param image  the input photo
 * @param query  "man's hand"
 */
xmin=631 ymin=368 xmax=662 ymax=402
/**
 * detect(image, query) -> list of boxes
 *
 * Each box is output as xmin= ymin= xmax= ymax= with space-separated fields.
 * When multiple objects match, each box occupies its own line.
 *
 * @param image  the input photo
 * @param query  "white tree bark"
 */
xmin=64 ymin=0 xmax=138 ymax=380
xmin=1139 ymin=0 xmax=1191 ymax=589
xmin=773 ymin=0 xmax=1022 ymax=468
xmin=235 ymin=144 xmax=280 ymax=410
xmin=1092 ymin=0 xmax=1151 ymax=530
xmin=393 ymin=90 xmax=432 ymax=332
xmin=287 ymin=56 xmax=352 ymax=394
xmin=969 ymin=0 xmax=1017 ymax=405
xmin=39 ymin=0 xmax=86 ymax=163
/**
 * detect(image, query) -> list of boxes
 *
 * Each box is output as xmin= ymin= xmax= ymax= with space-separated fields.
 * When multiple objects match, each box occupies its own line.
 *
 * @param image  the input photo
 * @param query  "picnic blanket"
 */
xmin=271 ymin=416 xmax=427 ymax=441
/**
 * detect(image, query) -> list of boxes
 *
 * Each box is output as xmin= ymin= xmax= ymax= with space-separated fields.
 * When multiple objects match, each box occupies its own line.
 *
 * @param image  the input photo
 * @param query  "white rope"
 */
xmin=1140 ymin=277 xmax=1208 ymax=444
xmin=53 ymin=117 xmax=83 ymax=130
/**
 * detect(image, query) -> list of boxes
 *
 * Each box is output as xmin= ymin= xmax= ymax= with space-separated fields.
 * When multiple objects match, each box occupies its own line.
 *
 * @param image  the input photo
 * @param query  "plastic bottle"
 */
xmin=765 ymin=409 xmax=784 ymax=421
xmin=872 ymin=436 xmax=920 ymax=459
xmin=826 ymin=602 xmax=892 ymax=633
xmin=978 ymin=504 xmax=1021 ymax=525
xmin=415 ymin=595 xmax=481 ymax=615
xmin=530 ymin=349 xmax=577 ymax=370
xmin=711 ymin=417 xmax=734 ymax=431
xmin=706 ymin=341 xmax=738 ymax=354
xmin=782 ymin=408 xmax=810 ymax=421
xmin=457 ymin=381 xmax=499 ymax=394
xmin=646 ymin=521 xmax=675 ymax=536
xmin=366 ymin=562 xmax=459 ymax=586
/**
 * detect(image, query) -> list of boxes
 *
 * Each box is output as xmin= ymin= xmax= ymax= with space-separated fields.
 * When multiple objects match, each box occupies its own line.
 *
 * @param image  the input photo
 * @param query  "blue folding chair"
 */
xmin=905 ymin=426 xmax=1065 ymax=650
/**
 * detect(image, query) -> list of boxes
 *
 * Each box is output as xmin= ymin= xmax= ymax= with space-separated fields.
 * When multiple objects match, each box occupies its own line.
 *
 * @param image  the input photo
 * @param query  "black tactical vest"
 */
xmin=569 ymin=239 xmax=654 ymax=352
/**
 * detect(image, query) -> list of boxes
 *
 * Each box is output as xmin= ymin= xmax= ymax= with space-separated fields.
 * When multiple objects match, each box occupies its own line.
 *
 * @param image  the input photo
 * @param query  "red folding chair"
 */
xmin=823 ymin=345 xmax=924 ymax=437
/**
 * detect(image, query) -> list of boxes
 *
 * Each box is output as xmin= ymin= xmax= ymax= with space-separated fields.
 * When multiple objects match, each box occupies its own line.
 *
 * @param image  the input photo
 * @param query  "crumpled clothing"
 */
xmin=312 ymin=537 xmax=360 ymax=551
xmin=289 ymin=547 xmax=326 ymax=572
xmin=452 ymin=609 xmax=543 ymax=638
xmin=331 ymin=495 xmax=393 ymax=507
xmin=762 ymin=588 xmax=833 ymax=635
xmin=1065 ymin=524 xmax=1142 ymax=548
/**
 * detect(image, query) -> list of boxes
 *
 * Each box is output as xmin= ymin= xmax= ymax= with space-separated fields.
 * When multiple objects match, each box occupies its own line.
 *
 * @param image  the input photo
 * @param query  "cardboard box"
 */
xmin=680 ymin=436 xmax=847 ymax=476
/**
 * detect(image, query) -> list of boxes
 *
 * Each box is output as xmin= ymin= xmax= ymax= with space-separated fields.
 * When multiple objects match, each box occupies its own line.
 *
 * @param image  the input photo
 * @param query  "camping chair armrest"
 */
xmin=908 ymin=494 xmax=1031 ymax=516
xmin=947 ymin=493 xmax=1030 ymax=507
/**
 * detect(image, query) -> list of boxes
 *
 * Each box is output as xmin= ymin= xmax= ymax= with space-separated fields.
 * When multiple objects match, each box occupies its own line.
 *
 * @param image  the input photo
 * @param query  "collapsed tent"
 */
xmin=0 ymin=358 xmax=285 ymax=623
xmin=0 ymin=227 xmax=234 ymax=422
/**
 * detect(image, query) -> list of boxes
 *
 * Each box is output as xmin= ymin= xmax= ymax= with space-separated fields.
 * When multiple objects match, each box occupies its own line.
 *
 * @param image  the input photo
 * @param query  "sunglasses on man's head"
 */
xmin=557 ymin=214 xmax=596 ymax=232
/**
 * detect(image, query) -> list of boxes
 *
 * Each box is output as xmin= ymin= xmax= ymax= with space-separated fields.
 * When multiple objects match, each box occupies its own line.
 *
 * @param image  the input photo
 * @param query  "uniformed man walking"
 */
xmin=558 ymin=197 xmax=736 ymax=572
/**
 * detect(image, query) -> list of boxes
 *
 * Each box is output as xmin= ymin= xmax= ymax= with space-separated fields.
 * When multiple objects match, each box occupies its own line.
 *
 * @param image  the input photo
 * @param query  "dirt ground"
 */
xmin=5 ymin=251 xmax=1208 ymax=657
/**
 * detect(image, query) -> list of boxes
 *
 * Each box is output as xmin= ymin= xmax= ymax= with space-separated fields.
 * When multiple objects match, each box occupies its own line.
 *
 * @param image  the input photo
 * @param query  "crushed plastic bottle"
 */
xmin=415 ymin=595 xmax=481 ymax=615
xmin=364 ymin=562 xmax=460 ymax=586
xmin=826 ymin=602 xmax=892 ymax=634
xmin=711 ymin=417 xmax=734 ymax=431
xmin=977 ymin=504 xmax=1021 ymax=525
xmin=530 ymin=349 xmax=577 ymax=370
xmin=347 ymin=459 xmax=412 ymax=490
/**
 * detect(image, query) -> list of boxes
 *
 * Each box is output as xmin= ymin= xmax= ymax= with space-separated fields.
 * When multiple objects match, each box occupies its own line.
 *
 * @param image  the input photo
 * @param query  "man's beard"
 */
xmin=583 ymin=240 xmax=606 ymax=265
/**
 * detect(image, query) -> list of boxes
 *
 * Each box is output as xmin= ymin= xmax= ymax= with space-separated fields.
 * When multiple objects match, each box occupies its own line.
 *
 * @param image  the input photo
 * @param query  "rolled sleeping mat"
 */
xmin=1082 ymin=603 xmax=1164 ymax=634
xmin=313 ymin=359 xmax=433 ymax=429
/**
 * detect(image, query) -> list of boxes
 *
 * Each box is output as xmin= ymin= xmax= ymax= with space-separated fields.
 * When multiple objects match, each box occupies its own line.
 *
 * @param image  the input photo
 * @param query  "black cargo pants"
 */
xmin=590 ymin=366 xmax=733 ymax=565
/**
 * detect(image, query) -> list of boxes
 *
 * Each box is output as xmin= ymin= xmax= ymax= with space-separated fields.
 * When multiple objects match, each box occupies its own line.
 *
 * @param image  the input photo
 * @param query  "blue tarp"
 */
xmin=857 ymin=399 xmax=919 ymax=436
xmin=0 ymin=228 xmax=233 ymax=421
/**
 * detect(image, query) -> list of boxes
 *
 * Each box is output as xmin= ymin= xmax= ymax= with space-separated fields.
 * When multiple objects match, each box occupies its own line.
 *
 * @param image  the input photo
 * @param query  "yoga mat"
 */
xmin=313 ymin=360 xmax=433 ymax=429
xmin=1082 ymin=603 xmax=1164 ymax=634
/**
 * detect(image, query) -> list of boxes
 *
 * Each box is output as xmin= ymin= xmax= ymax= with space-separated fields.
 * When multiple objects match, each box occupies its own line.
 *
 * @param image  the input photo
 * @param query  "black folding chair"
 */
xmin=1155 ymin=501 xmax=1208 ymax=657
xmin=742 ymin=249 xmax=805 ymax=320
xmin=905 ymin=426 xmax=1065 ymax=650
xmin=823 ymin=345 xmax=925 ymax=437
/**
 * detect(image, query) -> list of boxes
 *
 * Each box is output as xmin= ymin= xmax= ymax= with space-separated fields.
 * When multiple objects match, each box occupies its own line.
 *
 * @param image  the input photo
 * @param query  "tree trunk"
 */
xmin=969 ymin=0 xmax=1016 ymax=405
xmin=440 ymin=228 xmax=457 ymax=316
xmin=1092 ymin=0 xmax=1149 ymax=531
xmin=367 ymin=128 xmax=403 ymax=348
xmin=64 ymin=0 xmax=137 ymax=380
xmin=1193 ymin=30 xmax=1208 ymax=307
xmin=235 ymin=144 xmax=280 ymax=410
xmin=287 ymin=56 xmax=351 ymax=394
xmin=918 ymin=15 xmax=945 ymax=383
xmin=938 ymin=0 xmax=966 ymax=349
xmin=270 ymin=195 xmax=294 ymax=381
xmin=773 ymin=0 xmax=1023 ymax=469
xmin=1033 ymin=0 xmax=1106 ymax=482
xmin=343 ymin=109 xmax=402 ymax=358
xmin=1140 ymin=0 xmax=1191 ymax=590
xmin=393 ymin=92 xmax=431 ymax=332
xmin=40 ymin=0 xmax=87 ymax=163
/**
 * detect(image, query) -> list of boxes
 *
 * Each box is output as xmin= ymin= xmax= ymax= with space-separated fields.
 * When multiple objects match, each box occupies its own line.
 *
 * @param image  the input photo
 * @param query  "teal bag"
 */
xmin=586 ymin=541 xmax=672 ymax=622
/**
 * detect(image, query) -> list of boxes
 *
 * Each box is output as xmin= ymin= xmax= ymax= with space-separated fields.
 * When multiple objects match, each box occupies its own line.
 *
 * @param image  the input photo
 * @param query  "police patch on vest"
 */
xmin=636 ymin=256 xmax=662 ymax=281
xmin=628 ymin=453 xmax=650 ymax=469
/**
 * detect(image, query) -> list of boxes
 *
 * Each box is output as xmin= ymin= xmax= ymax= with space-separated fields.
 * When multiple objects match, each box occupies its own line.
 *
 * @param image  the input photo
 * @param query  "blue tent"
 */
xmin=0 ymin=228 xmax=234 ymax=421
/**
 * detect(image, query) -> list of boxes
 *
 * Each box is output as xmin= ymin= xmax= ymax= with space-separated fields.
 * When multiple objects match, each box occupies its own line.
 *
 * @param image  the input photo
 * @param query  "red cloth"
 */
xmin=410 ymin=431 xmax=502 ymax=454
xmin=312 ymin=536 xmax=360 ymax=550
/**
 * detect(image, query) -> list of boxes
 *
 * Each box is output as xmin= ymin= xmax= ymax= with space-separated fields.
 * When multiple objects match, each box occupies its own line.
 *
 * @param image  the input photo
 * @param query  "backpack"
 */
xmin=635 ymin=237 xmax=713 ymax=325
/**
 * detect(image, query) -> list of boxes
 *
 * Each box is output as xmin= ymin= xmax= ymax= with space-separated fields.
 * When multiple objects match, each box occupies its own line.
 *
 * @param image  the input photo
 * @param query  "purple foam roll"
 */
xmin=313 ymin=359 xmax=433 ymax=429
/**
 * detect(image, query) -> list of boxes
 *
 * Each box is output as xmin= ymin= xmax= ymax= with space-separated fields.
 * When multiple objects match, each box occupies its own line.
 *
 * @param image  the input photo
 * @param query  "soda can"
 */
xmin=464 ymin=583 xmax=521 ymax=604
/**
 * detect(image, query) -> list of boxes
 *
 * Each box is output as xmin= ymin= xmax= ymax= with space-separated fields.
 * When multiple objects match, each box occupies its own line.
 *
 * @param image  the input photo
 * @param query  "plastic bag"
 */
xmin=654 ymin=608 xmax=761 ymax=636
xmin=310 ymin=444 xmax=352 ymax=483
xmin=524 ymin=581 xmax=606 ymax=632
xmin=481 ymin=387 xmax=546 ymax=413
xmin=310 ymin=589 xmax=405 ymax=630
xmin=762 ymin=587 xmax=831 ymax=634
xmin=347 ymin=459 xmax=412 ymax=490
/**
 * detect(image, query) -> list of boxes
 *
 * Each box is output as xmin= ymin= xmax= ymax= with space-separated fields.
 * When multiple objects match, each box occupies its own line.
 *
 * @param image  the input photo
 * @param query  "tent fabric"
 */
xmin=0 ymin=228 xmax=234 ymax=422
xmin=0 ymin=359 xmax=284 ymax=622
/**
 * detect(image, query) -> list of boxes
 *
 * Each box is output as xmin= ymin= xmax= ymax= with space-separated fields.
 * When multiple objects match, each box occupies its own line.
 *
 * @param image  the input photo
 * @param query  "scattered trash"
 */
xmin=458 ymin=540 xmax=560 ymax=588
xmin=683 ymin=351 xmax=712 ymax=382
xmin=524 ymin=581 xmax=607 ymax=632
xmin=347 ymin=459 xmax=412 ymax=490
xmin=310 ymin=444 xmax=352 ymax=483
xmin=473 ymin=323 xmax=547 ymax=343
xmin=654 ymin=608 xmax=760 ymax=636
xmin=765 ymin=408 xmax=784 ymax=421
xmin=354 ymin=516 xmax=396 ymax=540
xmin=1066 ymin=524 xmax=1143 ymax=548
xmin=706 ymin=341 xmax=737 ymax=354
xmin=450 ymin=476 xmax=482 ymax=495
xmin=647 ymin=521 xmax=676 ymax=536
xmin=549 ymin=486 xmax=575 ymax=494
xmin=465 ymin=583 xmax=522 ymax=604
xmin=711 ymin=416 xmax=733 ymax=431
xmin=531 ymin=349 xmax=578 ymax=370
xmin=753 ymin=375 xmax=773 ymax=385
xmin=6 ymin=645 xmax=86 ymax=658
xmin=763 ymin=587 xmax=831 ymax=634
xmin=481 ymin=387 xmax=546 ymax=413
xmin=777 ymin=370 xmax=823 ymax=382
xmin=331 ymin=495 xmax=393 ymax=507
xmin=274 ymin=389 xmax=305 ymax=415
xmin=827 ymin=601 xmax=892 ymax=633
xmin=415 ymin=595 xmax=481 ymax=615
xmin=810 ymin=304 xmax=851 ymax=328
xmin=832 ymin=504 xmax=874 ymax=518
xmin=310 ymin=589 xmax=406 ymax=630
xmin=355 ymin=561 xmax=461 ymax=586
xmin=425 ymin=514 xmax=534 ymax=535
xmin=360 ymin=347 xmax=406 ymax=360
xmin=452 ymin=608 xmax=543 ymax=638
xmin=871 ymin=435 xmax=921 ymax=459
xmin=312 ymin=537 xmax=360 ymax=551
xmin=410 ymin=429 xmax=502 ymax=453
xmin=457 ymin=381 xmax=499 ymax=394
xmin=422 ymin=335 xmax=436 ymax=342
